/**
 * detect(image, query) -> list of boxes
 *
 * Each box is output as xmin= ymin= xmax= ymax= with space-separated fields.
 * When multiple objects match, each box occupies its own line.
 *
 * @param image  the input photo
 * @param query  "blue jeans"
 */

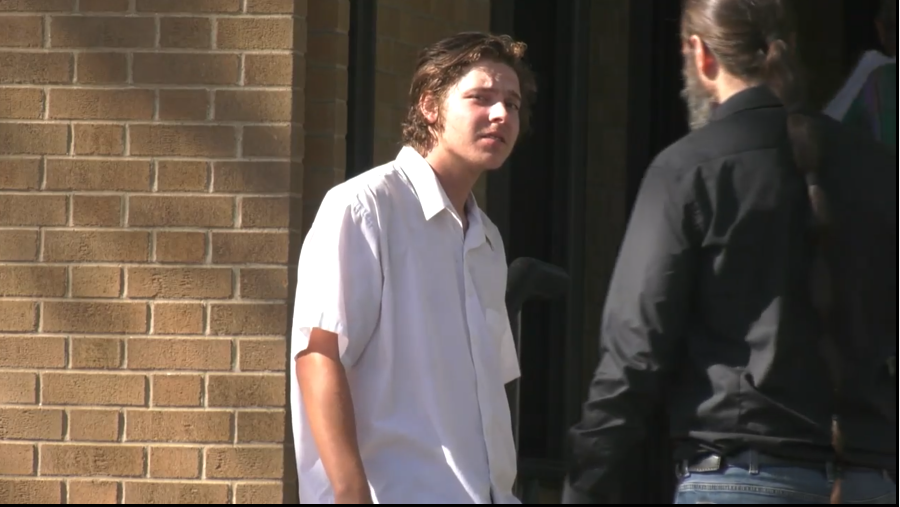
xmin=675 ymin=461 xmax=897 ymax=504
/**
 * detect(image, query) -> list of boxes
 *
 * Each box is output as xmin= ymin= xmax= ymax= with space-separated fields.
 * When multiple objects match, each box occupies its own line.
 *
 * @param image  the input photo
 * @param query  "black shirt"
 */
xmin=563 ymin=86 xmax=897 ymax=503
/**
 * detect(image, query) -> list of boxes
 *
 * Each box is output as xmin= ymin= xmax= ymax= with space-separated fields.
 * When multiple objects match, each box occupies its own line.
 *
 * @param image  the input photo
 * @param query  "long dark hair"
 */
xmin=681 ymin=0 xmax=844 ymax=502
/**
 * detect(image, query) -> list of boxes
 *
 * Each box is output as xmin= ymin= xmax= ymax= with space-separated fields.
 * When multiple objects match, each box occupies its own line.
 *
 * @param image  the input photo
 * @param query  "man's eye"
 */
xmin=506 ymin=102 xmax=520 ymax=111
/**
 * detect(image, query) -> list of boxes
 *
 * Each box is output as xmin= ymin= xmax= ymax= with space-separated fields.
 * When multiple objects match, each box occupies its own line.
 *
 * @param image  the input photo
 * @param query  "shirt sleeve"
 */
xmin=290 ymin=190 xmax=383 ymax=369
xmin=563 ymin=164 xmax=699 ymax=503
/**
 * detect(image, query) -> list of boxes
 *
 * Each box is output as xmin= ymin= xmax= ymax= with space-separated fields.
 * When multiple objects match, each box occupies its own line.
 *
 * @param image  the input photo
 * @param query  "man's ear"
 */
xmin=419 ymin=94 xmax=439 ymax=124
xmin=690 ymin=35 xmax=718 ymax=81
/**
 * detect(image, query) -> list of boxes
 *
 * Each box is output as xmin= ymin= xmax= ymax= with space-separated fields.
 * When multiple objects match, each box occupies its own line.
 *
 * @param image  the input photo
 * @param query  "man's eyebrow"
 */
xmin=469 ymin=87 xmax=521 ymax=101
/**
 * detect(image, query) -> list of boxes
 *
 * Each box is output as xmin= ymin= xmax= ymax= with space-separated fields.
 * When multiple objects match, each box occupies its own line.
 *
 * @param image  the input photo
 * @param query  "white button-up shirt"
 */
xmin=290 ymin=146 xmax=521 ymax=504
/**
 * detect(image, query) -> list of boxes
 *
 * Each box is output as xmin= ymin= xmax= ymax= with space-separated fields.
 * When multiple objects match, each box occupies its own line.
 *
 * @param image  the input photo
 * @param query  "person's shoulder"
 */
xmin=317 ymin=158 xmax=410 ymax=224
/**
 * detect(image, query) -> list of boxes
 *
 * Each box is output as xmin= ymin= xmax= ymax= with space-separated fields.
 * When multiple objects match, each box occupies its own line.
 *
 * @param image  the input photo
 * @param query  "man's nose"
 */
xmin=489 ymin=102 xmax=509 ymax=122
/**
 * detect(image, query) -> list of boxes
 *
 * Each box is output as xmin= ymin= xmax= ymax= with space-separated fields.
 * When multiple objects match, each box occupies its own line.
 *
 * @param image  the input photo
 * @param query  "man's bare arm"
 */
xmin=296 ymin=328 xmax=371 ymax=504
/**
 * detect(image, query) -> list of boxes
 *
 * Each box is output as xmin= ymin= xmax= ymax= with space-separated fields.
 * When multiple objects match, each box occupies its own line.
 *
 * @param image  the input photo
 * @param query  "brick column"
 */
xmin=0 ymin=0 xmax=305 ymax=504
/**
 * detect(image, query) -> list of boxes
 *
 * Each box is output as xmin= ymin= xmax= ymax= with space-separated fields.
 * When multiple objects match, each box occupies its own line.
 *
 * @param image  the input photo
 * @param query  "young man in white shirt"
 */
xmin=290 ymin=32 xmax=537 ymax=504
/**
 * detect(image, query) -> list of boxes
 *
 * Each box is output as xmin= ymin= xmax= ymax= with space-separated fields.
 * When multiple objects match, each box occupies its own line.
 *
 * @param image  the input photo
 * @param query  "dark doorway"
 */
xmin=488 ymin=0 xmax=590 ymax=499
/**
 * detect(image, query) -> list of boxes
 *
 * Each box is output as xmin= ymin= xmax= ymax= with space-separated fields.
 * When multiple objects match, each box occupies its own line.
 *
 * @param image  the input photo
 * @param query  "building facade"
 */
xmin=0 ymin=0 xmax=868 ymax=504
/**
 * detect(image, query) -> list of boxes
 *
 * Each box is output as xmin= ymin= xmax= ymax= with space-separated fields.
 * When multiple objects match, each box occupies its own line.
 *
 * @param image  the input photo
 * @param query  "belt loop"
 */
xmin=748 ymin=449 xmax=760 ymax=475
xmin=681 ymin=460 xmax=691 ymax=479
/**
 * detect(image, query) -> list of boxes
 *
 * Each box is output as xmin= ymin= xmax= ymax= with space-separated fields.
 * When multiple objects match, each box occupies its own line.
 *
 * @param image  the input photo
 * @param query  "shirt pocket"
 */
xmin=485 ymin=308 xmax=521 ymax=385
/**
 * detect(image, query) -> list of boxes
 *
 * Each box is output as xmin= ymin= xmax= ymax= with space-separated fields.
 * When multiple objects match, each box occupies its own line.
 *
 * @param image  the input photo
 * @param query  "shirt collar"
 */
xmin=711 ymin=85 xmax=784 ymax=122
xmin=395 ymin=146 xmax=492 ymax=250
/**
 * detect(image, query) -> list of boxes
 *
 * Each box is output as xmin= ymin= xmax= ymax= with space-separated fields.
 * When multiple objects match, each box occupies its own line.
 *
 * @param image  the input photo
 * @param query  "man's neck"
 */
xmin=424 ymin=149 xmax=481 ymax=221
xmin=714 ymin=73 xmax=753 ymax=105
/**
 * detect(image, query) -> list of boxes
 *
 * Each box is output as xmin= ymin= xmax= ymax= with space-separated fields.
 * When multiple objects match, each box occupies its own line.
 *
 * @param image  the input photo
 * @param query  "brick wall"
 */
xmin=373 ymin=0 xmax=491 ymax=206
xmin=0 ymin=0 xmax=307 ymax=503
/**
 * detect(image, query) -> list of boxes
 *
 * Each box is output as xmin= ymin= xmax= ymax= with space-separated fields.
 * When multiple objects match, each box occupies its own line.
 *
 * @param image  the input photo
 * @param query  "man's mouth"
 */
xmin=479 ymin=133 xmax=506 ymax=144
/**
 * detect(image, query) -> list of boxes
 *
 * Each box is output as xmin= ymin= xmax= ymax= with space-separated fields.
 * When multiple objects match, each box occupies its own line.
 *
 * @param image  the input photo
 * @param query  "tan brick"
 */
xmin=0 ymin=52 xmax=72 ymax=84
xmin=211 ymin=232 xmax=288 ymax=264
xmin=158 ymin=89 xmax=209 ymax=121
xmin=160 ymin=17 xmax=211 ymax=48
xmin=215 ymin=90 xmax=291 ymax=122
xmin=0 ymin=230 xmax=38 ymax=261
xmin=70 ymin=337 xmax=122 ymax=369
xmin=43 ymin=302 xmax=147 ymax=333
xmin=149 ymin=447 xmax=200 ymax=479
xmin=41 ymin=444 xmax=144 ymax=477
xmin=242 ymin=196 xmax=293 ymax=228
xmin=238 ymin=339 xmax=286 ymax=372
xmin=306 ymin=66 xmax=347 ymax=101
xmin=151 ymin=374 xmax=202 ymax=407
xmin=242 ymin=125 xmax=295 ymax=157
xmin=50 ymin=88 xmax=154 ymax=120
xmin=71 ymin=266 xmax=122 ymax=298
xmin=0 ymin=336 xmax=65 ymax=368
xmin=128 ymin=195 xmax=234 ymax=227
xmin=42 ymin=373 xmax=146 ymax=406
xmin=0 ymin=302 xmax=38 ymax=332
xmin=68 ymin=409 xmax=120 ymax=441
xmin=216 ymin=17 xmax=292 ymax=50
xmin=235 ymin=483 xmax=282 ymax=504
xmin=127 ymin=338 xmax=232 ymax=371
xmin=156 ymin=161 xmax=208 ymax=192
xmin=246 ymin=0 xmax=295 ymax=13
xmin=0 ymin=1 xmax=74 ymax=12
xmin=0 ymin=159 xmax=40 ymax=189
xmin=309 ymin=31 xmax=349 ymax=65
xmin=0 ymin=444 xmax=34 ymax=475
xmin=307 ymin=0 xmax=349 ymax=31
xmin=0 ymin=480 xmax=63 ymax=504
xmin=239 ymin=268 xmax=288 ymax=300
xmin=152 ymin=303 xmax=204 ymax=335
xmin=44 ymin=230 xmax=150 ymax=262
xmin=46 ymin=159 xmax=152 ymax=190
xmin=0 ymin=372 xmax=37 ymax=404
xmin=72 ymin=195 xmax=123 ymax=227
xmin=68 ymin=481 xmax=119 ymax=504
xmin=0 ymin=16 xmax=42 ymax=47
xmin=0 ymin=266 xmax=67 ymax=297
xmin=79 ymin=0 xmax=129 ymax=11
xmin=206 ymin=446 xmax=283 ymax=479
xmin=0 ymin=123 xmax=68 ymax=154
xmin=213 ymin=162 xmax=291 ymax=194
xmin=305 ymin=135 xmax=345 ymax=169
xmin=244 ymin=54 xmax=294 ymax=86
xmin=135 ymin=0 xmax=240 ymax=12
xmin=133 ymin=53 xmax=240 ymax=85
xmin=125 ymin=410 xmax=232 ymax=443
xmin=0 ymin=88 xmax=42 ymax=119
xmin=155 ymin=232 xmax=207 ymax=264
xmin=0 ymin=408 xmax=64 ymax=440
xmin=74 ymin=124 xmax=125 ymax=155
xmin=127 ymin=267 xmax=232 ymax=299
xmin=76 ymin=52 xmax=127 ymax=84
xmin=130 ymin=125 xmax=236 ymax=157
xmin=123 ymin=482 xmax=230 ymax=504
xmin=209 ymin=302 xmax=286 ymax=336
xmin=50 ymin=16 xmax=155 ymax=48
xmin=0 ymin=194 xmax=66 ymax=225
xmin=207 ymin=374 xmax=284 ymax=407
xmin=306 ymin=100 xmax=347 ymax=134
xmin=237 ymin=410 xmax=284 ymax=443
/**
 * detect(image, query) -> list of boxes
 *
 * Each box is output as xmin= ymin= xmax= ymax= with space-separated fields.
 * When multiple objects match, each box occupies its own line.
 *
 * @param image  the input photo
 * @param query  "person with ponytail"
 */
xmin=562 ymin=0 xmax=897 ymax=503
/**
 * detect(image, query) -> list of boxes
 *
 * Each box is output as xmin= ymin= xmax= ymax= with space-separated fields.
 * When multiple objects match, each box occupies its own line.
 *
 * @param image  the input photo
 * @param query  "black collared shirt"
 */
xmin=564 ymin=86 xmax=897 ymax=503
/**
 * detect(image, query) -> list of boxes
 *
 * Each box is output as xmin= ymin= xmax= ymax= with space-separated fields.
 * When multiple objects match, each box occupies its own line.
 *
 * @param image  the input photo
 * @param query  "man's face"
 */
xmin=680 ymin=42 xmax=717 ymax=131
xmin=431 ymin=60 xmax=522 ymax=171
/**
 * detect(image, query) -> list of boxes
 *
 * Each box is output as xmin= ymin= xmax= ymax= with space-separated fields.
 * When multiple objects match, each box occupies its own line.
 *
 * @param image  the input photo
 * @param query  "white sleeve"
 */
xmin=290 ymin=192 xmax=383 ymax=368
